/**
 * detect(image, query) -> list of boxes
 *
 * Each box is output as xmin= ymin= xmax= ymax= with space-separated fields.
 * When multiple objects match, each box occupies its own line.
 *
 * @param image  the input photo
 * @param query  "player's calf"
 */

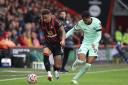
xmin=72 ymin=59 xmax=86 ymax=71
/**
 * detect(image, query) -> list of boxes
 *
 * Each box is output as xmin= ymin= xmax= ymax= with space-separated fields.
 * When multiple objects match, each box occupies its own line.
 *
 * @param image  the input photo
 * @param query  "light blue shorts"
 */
xmin=78 ymin=44 xmax=99 ymax=57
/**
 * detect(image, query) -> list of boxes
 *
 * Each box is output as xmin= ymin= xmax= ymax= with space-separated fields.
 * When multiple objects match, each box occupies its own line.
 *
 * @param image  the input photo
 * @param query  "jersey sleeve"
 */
xmin=73 ymin=23 xmax=82 ymax=30
xmin=95 ymin=20 xmax=102 ymax=31
xmin=66 ymin=21 xmax=82 ymax=38
xmin=93 ymin=20 xmax=102 ymax=44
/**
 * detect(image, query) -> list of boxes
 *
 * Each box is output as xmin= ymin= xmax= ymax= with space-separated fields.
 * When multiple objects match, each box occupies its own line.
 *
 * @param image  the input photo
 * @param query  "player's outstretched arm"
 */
xmin=66 ymin=28 xmax=75 ymax=39
xmin=59 ymin=25 xmax=66 ymax=47
xmin=66 ymin=22 xmax=82 ymax=39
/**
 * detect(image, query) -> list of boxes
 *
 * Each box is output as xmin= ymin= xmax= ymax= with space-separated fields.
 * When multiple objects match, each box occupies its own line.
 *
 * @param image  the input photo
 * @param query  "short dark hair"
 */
xmin=41 ymin=9 xmax=51 ymax=15
xmin=81 ymin=11 xmax=90 ymax=18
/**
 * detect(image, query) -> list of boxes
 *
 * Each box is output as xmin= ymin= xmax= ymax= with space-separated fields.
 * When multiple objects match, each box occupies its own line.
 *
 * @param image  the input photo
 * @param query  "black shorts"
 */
xmin=45 ymin=43 xmax=62 ymax=57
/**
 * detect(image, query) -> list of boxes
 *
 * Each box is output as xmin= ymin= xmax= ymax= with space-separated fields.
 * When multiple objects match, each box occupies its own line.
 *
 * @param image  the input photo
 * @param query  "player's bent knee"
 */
xmin=76 ymin=59 xmax=86 ymax=64
xmin=43 ymin=48 xmax=51 ymax=54
xmin=43 ymin=53 xmax=49 ymax=57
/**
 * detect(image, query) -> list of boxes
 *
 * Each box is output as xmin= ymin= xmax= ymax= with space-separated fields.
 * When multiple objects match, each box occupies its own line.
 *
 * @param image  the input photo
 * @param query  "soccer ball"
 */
xmin=27 ymin=73 xmax=37 ymax=84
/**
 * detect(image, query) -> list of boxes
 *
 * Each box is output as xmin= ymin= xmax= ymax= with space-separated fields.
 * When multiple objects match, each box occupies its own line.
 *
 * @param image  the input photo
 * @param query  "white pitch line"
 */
xmin=0 ymin=75 xmax=23 ymax=77
xmin=87 ymin=68 xmax=128 ymax=74
xmin=0 ymin=70 xmax=32 ymax=73
xmin=0 ymin=77 xmax=25 ymax=81
xmin=0 ymin=68 xmax=128 ymax=82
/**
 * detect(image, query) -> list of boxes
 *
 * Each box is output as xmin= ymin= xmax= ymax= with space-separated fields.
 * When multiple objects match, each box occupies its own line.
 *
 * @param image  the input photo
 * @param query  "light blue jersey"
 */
xmin=66 ymin=17 xmax=102 ymax=56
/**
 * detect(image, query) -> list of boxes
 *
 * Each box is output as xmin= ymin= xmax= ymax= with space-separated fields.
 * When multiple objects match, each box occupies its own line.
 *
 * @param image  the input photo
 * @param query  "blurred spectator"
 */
xmin=0 ymin=18 xmax=5 ymax=35
xmin=0 ymin=31 xmax=16 ymax=49
xmin=17 ymin=32 xmax=28 ymax=46
xmin=58 ymin=10 xmax=73 ymax=32
xmin=122 ymin=28 xmax=128 ymax=45
xmin=57 ymin=10 xmax=74 ymax=72
xmin=10 ymin=29 xmax=18 ymax=44
xmin=31 ymin=31 xmax=41 ymax=47
xmin=17 ymin=23 xmax=33 ymax=46
xmin=0 ymin=0 xmax=81 ymax=48
xmin=101 ymin=33 xmax=115 ymax=46
xmin=9 ymin=18 xmax=22 ymax=35
xmin=24 ymin=23 xmax=33 ymax=46
xmin=115 ymin=25 xmax=123 ymax=44
xmin=24 ymin=3 xmax=40 ymax=23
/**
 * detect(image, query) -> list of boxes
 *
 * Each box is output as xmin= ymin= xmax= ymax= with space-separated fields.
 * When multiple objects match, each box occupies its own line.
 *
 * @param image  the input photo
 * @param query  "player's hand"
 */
xmin=60 ymin=40 xmax=65 ymax=47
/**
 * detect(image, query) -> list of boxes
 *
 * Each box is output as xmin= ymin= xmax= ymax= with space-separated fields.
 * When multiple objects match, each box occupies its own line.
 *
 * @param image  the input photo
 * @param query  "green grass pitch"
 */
xmin=0 ymin=63 xmax=128 ymax=85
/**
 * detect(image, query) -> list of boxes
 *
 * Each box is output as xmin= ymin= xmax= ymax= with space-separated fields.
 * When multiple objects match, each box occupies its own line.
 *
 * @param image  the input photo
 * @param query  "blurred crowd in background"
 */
xmin=0 ymin=0 xmax=128 ymax=49
xmin=0 ymin=0 xmax=81 ymax=49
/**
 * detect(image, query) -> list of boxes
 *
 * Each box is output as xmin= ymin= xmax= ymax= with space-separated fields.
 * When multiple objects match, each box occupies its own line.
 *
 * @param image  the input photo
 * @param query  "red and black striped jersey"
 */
xmin=40 ymin=18 xmax=63 ymax=43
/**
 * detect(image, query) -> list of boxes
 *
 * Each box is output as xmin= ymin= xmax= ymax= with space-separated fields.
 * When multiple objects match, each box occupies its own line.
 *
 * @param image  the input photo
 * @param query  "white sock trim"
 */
xmin=48 ymin=71 xmax=52 ymax=76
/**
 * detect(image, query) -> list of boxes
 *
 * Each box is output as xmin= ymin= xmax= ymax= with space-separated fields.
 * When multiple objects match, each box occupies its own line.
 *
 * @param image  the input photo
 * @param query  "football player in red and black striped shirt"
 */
xmin=40 ymin=9 xmax=65 ymax=81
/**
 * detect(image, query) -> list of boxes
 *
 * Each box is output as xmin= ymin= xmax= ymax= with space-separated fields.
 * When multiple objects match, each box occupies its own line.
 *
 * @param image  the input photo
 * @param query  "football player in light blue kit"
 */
xmin=66 ymin=11 xmax=102 ymax=84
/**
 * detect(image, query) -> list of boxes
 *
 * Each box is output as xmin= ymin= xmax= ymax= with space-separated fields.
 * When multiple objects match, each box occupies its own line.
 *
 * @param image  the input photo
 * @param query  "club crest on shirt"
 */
xmin=47 ymin=31 xmax=57 ymax=38
xmin=47 ymin=31 xmax=54 ymax=36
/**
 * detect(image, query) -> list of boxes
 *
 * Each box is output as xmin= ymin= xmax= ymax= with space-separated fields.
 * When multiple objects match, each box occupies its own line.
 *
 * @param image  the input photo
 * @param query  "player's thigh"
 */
xmin=77 ymin=46 xmax=88 ymax=61
xmin=43 ymin=47 xmax=51 ymax=55
xmin=86 ymin=56 xmax=97 ymax=64
xmin=52 ymin=44 xmax=62 ymax=57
